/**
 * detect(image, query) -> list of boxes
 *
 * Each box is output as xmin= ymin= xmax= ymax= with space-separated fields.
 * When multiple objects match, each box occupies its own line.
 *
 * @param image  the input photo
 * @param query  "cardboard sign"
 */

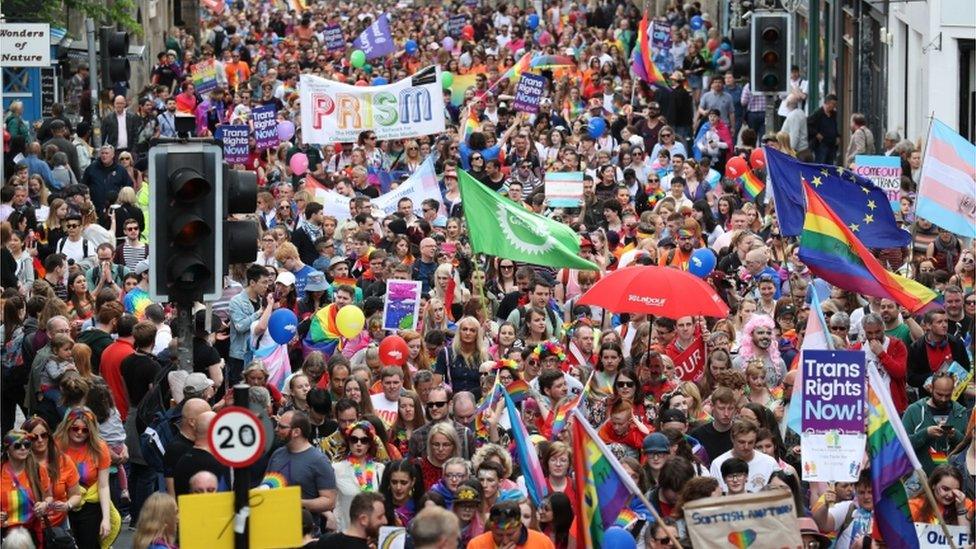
xmin=323 ymin=23 xmax=345 ymax=52
xmin=799 ymin=349 xmax=866 ymax=482
xmin=383 ymin=279 xmax=422 ymax=331
xmin=684 ymin=490 xmax=803 ymax=549
xmin=854 ymin=155 xmax=902 ymax=211
xmin=178 ymin=487 xmax=302 ymax=549
xmin=544 ymin=171 xmax=583 ymax=207
xmin=220 ymin=125 xmax=250 ymax=164
xmin=914 ymin=523 xmax=974 ymax=548
xmin=512 ymin=73 xmax=546 ymax=114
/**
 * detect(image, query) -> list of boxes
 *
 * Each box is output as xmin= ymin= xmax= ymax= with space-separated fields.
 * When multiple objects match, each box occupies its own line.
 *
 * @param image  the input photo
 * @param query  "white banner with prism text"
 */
xmin=300 ymin=66 xmax=446 ymax=143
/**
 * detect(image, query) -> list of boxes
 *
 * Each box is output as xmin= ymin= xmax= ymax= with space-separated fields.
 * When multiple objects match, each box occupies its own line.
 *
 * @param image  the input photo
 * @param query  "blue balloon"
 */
xmin=372 ymin=76 xmax=388 ymax=86
xmin=527 ymin=14 xmax=540 ymax=30
xmin=688 ymin=248 xmax=717 ymax=278
xmin=690 ymin=15 xmax=704 ymax=30
xmin=405 ymin=39 xmax=418 ymax=54
xmin=720 ymin=42 xmax=732 ymax=52
xmin=603 ymin=527 xmax=636 ymax=549
xmin=588 ymin=117 xmax=606 ymax=139
xmin=268 ymin=309 xmax=298 ymax=345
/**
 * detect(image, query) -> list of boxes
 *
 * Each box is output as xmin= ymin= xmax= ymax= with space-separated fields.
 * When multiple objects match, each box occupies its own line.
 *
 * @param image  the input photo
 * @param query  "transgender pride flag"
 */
xmin=917 ymin=119 xmax=976 ymax=238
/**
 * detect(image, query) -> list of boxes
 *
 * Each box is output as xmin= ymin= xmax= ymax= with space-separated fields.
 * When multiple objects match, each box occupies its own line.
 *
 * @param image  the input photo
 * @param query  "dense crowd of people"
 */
xmin=1 ymin=0 xmax=974 ymax=548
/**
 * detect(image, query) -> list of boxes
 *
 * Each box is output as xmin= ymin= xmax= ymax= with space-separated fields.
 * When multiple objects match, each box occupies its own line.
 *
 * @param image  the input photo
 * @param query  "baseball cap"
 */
xmin=135 ymin=259 xmax=150 ymax=276
xmin=642 ymin=433 xmax=670 ymax=454
xmin=328 ymin=256 xmax=348 ymax=270
xmin=184 ymin=373 xmax=214 ymax=395
xmin=275 ymin=270 xmax=296 ymax=286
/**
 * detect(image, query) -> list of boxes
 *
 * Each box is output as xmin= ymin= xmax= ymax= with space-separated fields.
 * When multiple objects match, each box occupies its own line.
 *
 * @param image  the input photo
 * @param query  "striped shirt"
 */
xmin=120 ymin=243 xmax=148 ymax=271
xmin=740 ymin=84 xmax=768 ymax=113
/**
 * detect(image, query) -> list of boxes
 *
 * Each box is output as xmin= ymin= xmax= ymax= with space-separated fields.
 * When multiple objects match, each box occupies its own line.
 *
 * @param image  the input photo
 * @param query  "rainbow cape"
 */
xmin=571 ymin=408 xmax=647 ymax=547
xmin=302 ymin=304 xmax=341 ymax=357
xmin=739 ymin=169 xmax=765 ymax=200
xmin=798 ymin=180 xmax=938 ymax=313
xmin=503 ymin=387 xmax=548 ymax=506
xmin=630 ymin=15 xmax=667 ymax=86
xmin=866 ymin=364 xmax=922 ymax=548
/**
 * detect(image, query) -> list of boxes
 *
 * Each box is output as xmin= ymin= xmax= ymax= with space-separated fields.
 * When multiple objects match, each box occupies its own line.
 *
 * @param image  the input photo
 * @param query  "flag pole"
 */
xmin=914 ymin=468 xmax=959 ymax=549
xmin=905 ymin=111 xmax=936 ymax=278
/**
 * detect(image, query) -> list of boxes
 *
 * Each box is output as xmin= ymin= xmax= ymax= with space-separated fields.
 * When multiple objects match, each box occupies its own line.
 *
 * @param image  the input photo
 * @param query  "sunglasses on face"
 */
xmin=9 ymin=441 xmax=31 ymax=450
xmin=349 ymin=435 xmax=371 ymax=445
xmin=428 ymin=400 xmax=448 ymax=408
xmin=70 ymin=426 xmax=90 ymax=434
xmin=66 ymin=223 xmax=80 ymax=229
xmin=616 ymin=380 xmax=636 ymax=388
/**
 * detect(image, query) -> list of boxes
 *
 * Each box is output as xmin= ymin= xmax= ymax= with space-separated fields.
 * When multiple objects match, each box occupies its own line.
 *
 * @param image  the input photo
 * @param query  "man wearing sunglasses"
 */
xmin=468 ymin=500 xmax=552 ymax=549
xmin=407 ymin=385 xmax=475 ymax=460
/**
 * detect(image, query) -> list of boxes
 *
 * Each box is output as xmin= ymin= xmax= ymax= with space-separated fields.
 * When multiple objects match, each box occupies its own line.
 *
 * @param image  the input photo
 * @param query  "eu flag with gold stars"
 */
xmin=766 ymin=147 xmax=911 ymax=248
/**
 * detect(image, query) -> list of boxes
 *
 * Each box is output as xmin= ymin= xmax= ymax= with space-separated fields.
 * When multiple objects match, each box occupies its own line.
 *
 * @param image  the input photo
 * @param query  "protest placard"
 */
xmin=192 ymin=59 xmax=219 ymax=94
xmin=684 ymin=490 xmax=803 ymax=549
xmin=914 ymin=523 xmax=973 ymax=548
xmin=353 ymin=14 xmax=395 ymax=59
xmin=220 ymin=125 xmax=250 ymax=164
xmin=383 ymin=279 xmax=422 ymax=331
xmin=854 ymin=155 xmax=902 ymax=211
xmin=652 ymin=20 xmax=672 ymax=51
xmin=178 ymin=486 xmax=302 ymax=549
xmin=449 ymin=15 xmax=468 ymax=37
xmin=800 ymin=349 xmax=866 ymax=482
xmin=252 ymin=105 xmax=279 ymax=151
xmin=512 ymin=73 xmax=546 ymax=114
xmin=378 ymin=527 xmax=407 ymax=549
xmin=323 ymin=23 xmax=345 ymax=52
xmin=544 ymin=171 xmax=583 ymax=207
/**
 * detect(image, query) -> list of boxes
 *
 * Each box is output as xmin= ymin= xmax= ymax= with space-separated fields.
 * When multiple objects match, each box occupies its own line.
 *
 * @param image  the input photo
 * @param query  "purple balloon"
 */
xmin=442 ymin=36 xmax=455 ymax=51
xmin=277 ymin=120 xmax=295 ymax=141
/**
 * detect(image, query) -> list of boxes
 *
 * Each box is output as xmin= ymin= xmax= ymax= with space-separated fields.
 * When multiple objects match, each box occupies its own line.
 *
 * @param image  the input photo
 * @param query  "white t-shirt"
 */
xmin=709 ymin=450 xmax=780 ymax=493
xmin=370 ymin=393 xmax=399 ymax=430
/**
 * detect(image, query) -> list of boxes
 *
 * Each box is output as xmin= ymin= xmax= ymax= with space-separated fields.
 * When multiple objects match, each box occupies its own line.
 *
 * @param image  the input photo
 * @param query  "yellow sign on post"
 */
xmin=178 ymin=486 xmax=302 ymax=549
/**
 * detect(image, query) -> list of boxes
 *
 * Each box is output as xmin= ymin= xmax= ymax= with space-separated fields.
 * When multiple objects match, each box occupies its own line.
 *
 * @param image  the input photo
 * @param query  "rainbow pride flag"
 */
xmin=500 ymin=52 xmax=534 ymax=83
xmin=461 ymin=107 xmax=479 ymax=142
xmin=799 ymin=180 xmax=938 ymax=313
xmin=739 ymin=169 xmax=765 ymax=200
xmin=504 ymin=379 xmax=531 ymax=403
xmin=571 ymin=408 xmax=646 ymax=548
xmin=866 ymin=363 xmax=921 ymax=548
xmin=448 ymin=73 xmax=479 ymax=106
xmin=550 ymin=372 xmax=592 ymax=438
xmin=6 ymin=485 xmax=33 ymax=525
xmin=630 ymin=15 xmax=667 ymax=86
xmin=529 ymin=55 xmax=576 ymax=70
xmin=503 ymin=387 xmax=548 ymax=506
xmin=302 ymin=304 xmax=341 ymax=357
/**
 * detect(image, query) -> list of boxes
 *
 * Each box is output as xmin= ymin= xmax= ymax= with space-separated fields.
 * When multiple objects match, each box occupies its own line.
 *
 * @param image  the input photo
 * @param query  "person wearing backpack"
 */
xmin=162 ymin=398 xmax=211 ymax=497
xmin=56 ymin=212 xmax=95 ymax=266
xmin=504 ymin=278 xmax=564 ymax=341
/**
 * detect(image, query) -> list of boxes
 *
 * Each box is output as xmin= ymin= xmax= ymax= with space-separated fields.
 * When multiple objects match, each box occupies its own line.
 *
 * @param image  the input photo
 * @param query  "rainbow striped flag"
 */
xmin=571 ymin=408 xmax=647 ymax=548
xmin=302 ymin=304 xmax=341 ymax=357
xmin=630 ymin=15 xmax=667 ymax=86
xmin=866 ymin=363 xmax=922 ymax=549
xmin=503 ymin=387 xmax=548 ymax=506
xmin=461 ymin=107 xmax=479 ymax=142
xmin=504 ymin=379 xmax=531 ymax=403
xmin=529 ymin=55 xmax=576 ymax=70
xmin=448 ymin=73 xmax=479 ymax=106
xmin=739 ymin=169 xmax=765 ymax=200
xmin=917 ymin=119 xmax=976 ymax=238
xmin=799 ymin=180 xmax=938 ymax=314
xmin=500 ymin=52 xmax=534 ymax=83
xmin=7 ymin=485 xmax=33 ymax=525
xmin=550 ymin=372 xmax=592 ymax=438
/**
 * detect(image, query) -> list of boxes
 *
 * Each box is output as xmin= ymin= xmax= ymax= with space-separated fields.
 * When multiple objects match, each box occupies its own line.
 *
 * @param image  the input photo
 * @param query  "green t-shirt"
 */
xmin=886 ymin=322 xmax=912 ymax=348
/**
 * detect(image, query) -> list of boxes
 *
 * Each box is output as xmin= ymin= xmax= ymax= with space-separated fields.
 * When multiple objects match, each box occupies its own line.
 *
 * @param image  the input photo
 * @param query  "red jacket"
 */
xmin=100 ymin=338 xmax=135 ymax=420
xmin=852 ymin=338 xmax=908 ymax=413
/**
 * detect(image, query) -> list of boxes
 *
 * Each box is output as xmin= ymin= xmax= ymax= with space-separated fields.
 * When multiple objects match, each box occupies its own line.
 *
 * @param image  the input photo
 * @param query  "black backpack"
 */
xmin=131 ymin=357 xmax=181 ymax=472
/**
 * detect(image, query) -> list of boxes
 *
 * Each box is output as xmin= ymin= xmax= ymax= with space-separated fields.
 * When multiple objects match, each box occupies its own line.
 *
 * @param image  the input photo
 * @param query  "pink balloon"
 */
xmin=289 ymin=152 xmax=309 ymax=176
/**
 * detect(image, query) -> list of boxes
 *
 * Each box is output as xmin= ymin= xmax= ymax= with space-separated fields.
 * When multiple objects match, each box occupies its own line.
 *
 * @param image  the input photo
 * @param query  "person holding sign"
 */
xmin=812 ymin=470 xmax=874 ymax=549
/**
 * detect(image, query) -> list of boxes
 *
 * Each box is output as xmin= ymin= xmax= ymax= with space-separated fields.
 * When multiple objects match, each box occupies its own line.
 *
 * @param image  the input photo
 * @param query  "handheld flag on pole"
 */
xmin=916 ymin=119 xmax=976 ymax=238
xmin=503 ymin=388 xmax=548 ymax=506
xmin=786 ymin=284 xmax=833 ymax=434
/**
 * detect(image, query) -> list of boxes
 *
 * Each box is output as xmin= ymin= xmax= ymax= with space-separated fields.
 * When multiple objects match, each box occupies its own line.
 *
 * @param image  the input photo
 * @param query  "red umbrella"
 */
xmin=577 ymin=265 xmax=730 ymax=319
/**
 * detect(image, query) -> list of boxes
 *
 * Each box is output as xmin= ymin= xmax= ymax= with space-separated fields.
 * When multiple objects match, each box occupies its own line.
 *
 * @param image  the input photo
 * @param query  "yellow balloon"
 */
xmin=335 ymin=305 xmax=365 ymax=339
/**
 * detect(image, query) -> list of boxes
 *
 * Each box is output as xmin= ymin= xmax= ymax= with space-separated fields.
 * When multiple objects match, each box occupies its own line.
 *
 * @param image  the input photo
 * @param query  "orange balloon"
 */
xmin=750 ymin=148 xmax=766 ymax=170
xmin=725 ymin=155 xmax=749 ymax=179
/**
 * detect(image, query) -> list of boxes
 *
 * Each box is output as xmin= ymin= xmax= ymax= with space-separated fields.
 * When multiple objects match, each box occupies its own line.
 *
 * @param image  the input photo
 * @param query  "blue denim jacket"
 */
xmin=228 ymin=290 xmax=260 ymax=361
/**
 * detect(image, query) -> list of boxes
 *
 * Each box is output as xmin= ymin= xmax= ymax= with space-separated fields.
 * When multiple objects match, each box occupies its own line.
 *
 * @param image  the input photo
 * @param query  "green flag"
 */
xmin=457 ymin=169 xmax=599 ymax=271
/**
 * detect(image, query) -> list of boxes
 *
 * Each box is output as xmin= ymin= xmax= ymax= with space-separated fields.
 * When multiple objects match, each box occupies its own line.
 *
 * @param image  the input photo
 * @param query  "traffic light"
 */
xmin=730 ymin=26 xmax=752 ymax=80
xmin=99 ymin=27 xmax=130 ymax=89
xmin=751 ymin=13 xmax=790 ymax=93
xmin=223 ymin=166 xmax=259 ymax=268
xmin=148 ymin=143 xmax=222 ymax=303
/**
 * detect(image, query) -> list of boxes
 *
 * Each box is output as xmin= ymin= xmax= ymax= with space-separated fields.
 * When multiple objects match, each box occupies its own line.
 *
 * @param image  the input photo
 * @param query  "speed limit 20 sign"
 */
xmin=208 ymin=406 xmax=266 ymax=468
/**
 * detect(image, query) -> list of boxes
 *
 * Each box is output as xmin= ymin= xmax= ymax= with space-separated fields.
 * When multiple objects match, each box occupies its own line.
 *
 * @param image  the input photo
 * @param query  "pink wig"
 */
xmin=738 ymin=314 xmax=781 ymax=362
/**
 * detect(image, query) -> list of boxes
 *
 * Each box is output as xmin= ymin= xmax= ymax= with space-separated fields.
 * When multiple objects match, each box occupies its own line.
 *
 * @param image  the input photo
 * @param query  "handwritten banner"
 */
xmin=513 ymin=73 xmax=546 ymax=114
xmin=684 ymin=490 xmax=802 ymax=549
xmin=854 ymin=155 xmax=902 ymax=211
xmin=220 ymin=125 xmax=250 ymax=164
xmin=252 ymin=105 xmax=279 ymax=151
xmin=323 ymin=23 xmax=345 ymax=52
xmin=800 ymin=349 xmax=866 ymax=482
